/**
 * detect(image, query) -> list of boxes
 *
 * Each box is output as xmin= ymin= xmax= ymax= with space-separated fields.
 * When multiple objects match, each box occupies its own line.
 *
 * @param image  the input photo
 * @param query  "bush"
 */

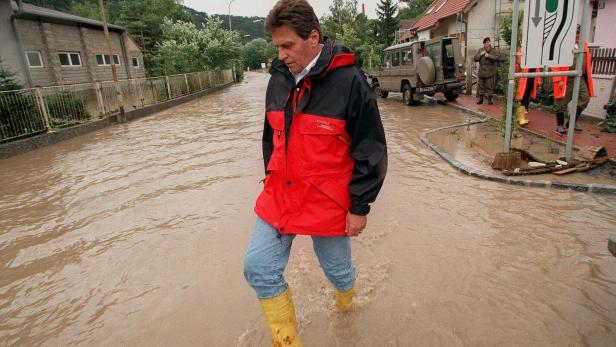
xmin=0 ymin=63 xmax=44 ymax=140
xmin=45 ymin=90 xmax=91 ymax=127
xmin=0 ymin=92 xmax=43 ymax=141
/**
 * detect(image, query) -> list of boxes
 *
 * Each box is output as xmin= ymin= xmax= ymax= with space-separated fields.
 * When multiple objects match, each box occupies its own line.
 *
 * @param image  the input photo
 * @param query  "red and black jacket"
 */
xmin=254 ymin=39 xmax=388 ymax=236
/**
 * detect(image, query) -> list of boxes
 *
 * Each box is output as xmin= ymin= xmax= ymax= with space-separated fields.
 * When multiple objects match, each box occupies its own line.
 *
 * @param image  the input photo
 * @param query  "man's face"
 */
xmin=483 ymin=40 xmax=491 ymax=50
xmin=271 ymin=25 xmax=319 ymax=74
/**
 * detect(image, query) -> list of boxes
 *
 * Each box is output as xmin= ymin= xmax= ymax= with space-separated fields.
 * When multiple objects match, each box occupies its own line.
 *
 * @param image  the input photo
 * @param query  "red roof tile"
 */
xmin=411 ymin=0 xmax=472 ymax=32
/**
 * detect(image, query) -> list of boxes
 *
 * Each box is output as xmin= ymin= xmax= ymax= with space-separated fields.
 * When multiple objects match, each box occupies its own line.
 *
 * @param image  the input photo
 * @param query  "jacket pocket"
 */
xmin=298 ymin=115 xmax=350 ymax=175
xmin=266 ymin=111 xmax=285 ymax=172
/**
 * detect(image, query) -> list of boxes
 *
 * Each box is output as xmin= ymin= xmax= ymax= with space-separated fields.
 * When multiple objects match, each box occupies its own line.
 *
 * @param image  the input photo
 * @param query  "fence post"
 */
xmin=95 ymin=81 xmax=105 ymax=118
xmin=232 ymin=63 xmax=236 ymax=83
xmin=198 ymin=71 xmax=203 ymax=91
xmin=35 ymin=87 xmax=51 ymax=131
xmin=115 ymin=81 xmax=126 ymax=122
xmin=466 ymin=59 xmax=473 ymax=95
xmin=208 ymin=71 xmax=213 ymax=87
xmin=165 ymin=76 xmax=172 ymax=99
xmin=184 ymin=73 xmax=190 ymax=94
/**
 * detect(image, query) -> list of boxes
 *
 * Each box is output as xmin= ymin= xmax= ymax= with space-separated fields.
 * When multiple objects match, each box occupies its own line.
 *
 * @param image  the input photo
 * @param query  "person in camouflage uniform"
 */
xmin=474 ymin=37 xmax=500 ymax=104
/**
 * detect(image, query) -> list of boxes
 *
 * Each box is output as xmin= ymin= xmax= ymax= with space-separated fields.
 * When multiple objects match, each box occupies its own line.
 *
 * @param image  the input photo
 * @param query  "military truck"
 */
xmin=370 ymin=37 xmax=466 ymax=106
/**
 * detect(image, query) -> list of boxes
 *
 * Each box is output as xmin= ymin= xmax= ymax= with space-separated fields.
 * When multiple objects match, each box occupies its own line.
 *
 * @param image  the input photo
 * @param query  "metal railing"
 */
xmin=590 ymin=47 xmax=616 ymax=76
xmin=0 ymin=69 xmax=234 ymax=142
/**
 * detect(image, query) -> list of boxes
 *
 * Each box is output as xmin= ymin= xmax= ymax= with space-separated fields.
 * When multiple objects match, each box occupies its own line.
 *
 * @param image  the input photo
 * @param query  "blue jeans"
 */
xmin=243 ymin=217 xmax=356 ymax=299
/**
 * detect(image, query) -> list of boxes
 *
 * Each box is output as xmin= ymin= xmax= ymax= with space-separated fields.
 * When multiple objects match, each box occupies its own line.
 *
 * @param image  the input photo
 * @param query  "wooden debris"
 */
xmin=492 ymin=152 xmax=522 ymax=170
xmin=552 ymin=168 xmax=578 ymax=175
xmin=502 ymin=157 xmax=609 ymax=176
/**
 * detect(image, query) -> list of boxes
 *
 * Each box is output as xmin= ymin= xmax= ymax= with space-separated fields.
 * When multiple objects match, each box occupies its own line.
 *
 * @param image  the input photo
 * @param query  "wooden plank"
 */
xmin=552 ymin=167 xmax=578 ymax=175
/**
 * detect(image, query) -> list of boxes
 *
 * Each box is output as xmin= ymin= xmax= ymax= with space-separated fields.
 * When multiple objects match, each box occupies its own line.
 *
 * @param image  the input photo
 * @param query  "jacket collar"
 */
xmin=270 ymin=38 xmax=355 ymax=82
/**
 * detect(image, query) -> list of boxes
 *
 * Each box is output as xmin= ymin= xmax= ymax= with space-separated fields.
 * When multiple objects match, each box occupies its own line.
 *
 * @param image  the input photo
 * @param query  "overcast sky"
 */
xmin=182 ymin=0 xmax=388 ymax=19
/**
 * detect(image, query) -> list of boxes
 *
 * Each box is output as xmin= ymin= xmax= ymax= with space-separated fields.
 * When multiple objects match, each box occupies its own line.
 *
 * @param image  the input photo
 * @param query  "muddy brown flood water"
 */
xmin=1 ymin=72 xmax=615 ymax=346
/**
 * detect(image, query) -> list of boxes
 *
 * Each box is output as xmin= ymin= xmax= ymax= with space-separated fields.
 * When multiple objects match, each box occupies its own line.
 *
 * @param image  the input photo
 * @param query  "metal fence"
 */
xmin=590 ymin=47 xmax=616 ymax=76
xmin=0 ymin=69 xmax=234 ymax=143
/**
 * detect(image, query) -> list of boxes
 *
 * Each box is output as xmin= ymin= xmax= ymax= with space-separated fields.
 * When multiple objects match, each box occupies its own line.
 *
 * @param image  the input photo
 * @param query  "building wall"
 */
xmin=594 ymin=0 xmax=616 ymax=47
xmin=124 ymin=35 xmax=146 ymax=79
xmin=466 ymin=0 xmax=497 ymax=61
xmin=0 ymin=0 xmax=28 ymax=86
xmin=14 ymin=18 xmax=145 ymax=87
xmin=417 ymin=29 xmax=431 ymax=41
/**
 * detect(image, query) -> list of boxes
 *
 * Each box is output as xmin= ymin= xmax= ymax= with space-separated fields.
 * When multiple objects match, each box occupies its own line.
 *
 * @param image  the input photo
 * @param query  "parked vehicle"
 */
xmin=370 ymin=37 xmax=466 ymax=106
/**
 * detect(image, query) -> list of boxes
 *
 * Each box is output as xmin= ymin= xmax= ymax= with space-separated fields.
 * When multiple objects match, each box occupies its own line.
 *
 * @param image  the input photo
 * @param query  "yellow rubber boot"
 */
xmin=517 ymin=106 xmax=529 ymax=126
xmin=335 ymin=286 xmax=355 ymax=312
xmin=259 ymin=289 xmax=302 ymax=346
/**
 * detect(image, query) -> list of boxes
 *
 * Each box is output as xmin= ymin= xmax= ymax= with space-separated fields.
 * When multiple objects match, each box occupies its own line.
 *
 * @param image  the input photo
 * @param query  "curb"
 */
xmin=0 ymin=82 xmax=234 ymax=159
xmin=420 ymin=121 xmax=616 ymax=194
xmin=443 ymin=99 xmax=612 ymax=152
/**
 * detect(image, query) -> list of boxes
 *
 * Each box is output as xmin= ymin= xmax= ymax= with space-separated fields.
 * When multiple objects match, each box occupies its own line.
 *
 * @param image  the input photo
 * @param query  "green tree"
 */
xmin=376 ymin=0 xmax=399 ymax=46
xmin=24 ymin=0 xmax=72 ymax=11
xmin=156 ymin=18 xmax=242 ymax=75
xmin=398 ymin=0 xmax=433 ymax=20
xmin=242 ymin=38 xmax=271 ymax=69
xmin=500 ymin=11 xmax=524 ymax=46
xmin=321 ymin=0 xmax=358 ymax=39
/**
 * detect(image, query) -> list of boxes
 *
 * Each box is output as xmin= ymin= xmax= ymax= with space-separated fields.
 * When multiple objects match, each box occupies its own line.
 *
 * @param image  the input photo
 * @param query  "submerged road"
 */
xmin=1 ymin=71 xmax=615 ymax=346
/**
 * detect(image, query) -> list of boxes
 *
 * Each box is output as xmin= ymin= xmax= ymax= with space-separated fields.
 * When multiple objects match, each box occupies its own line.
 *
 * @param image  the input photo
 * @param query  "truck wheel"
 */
xmin=444 ymin=90 xmax=459 ymax=101
xmin=373 ymin=83 xmax=389 ymax=98
xmin=403 ymin=84 xmax=420 ymax=106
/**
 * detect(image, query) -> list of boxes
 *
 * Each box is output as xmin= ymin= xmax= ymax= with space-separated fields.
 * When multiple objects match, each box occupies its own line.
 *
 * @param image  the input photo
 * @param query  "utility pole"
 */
xmin=98 ymin=0 xmax=125 ymax=121
xmin=228 ymin=0 xmax=236 ymax=31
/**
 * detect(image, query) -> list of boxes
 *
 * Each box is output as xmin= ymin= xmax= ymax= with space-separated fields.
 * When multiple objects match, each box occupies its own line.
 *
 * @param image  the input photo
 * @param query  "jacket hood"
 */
xmin=270 ymin=38 xmax=356 ymax=80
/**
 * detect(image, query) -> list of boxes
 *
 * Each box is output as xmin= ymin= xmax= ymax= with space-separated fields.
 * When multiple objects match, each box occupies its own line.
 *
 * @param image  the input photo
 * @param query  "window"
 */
xmin=383 ymin=52 xmax=391 ymax=67
xmin=131 ymin=57 xmax=139 ymax=68
xmin=425 ymin=45 xmax=441 ymax=64
xmin=392 ymin=51 xmax=400 ymax=67
xmin=402 ymin=48 xmax=413 ymax=65
xmin=95 ymin=54 xmax=121 ymax=66
xmin=58 ymin=52 xmax=81 ymax=66
xmin=26 ymin=51 xmax=43 ymax=67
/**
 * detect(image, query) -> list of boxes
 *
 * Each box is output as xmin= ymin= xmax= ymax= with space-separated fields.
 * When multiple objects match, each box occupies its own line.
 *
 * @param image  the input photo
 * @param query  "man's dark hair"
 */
xmin=483 ymin=37 xmax=491 ymax=44
xmin=265 ymin=0 xmax=321 ymax=41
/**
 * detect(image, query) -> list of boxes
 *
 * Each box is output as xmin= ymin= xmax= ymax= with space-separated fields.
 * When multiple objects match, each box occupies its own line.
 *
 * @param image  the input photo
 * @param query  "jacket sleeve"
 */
xmin=262 ymin=81 xmax=274 ymax=173
xmin=262 ymin=113 xmax=273 ymax=173
xmin=345 ymin=72 xmax=388 ymax=216
xmin=487 ymin=50 xmax=500 ymax=61
xmin=474 ymin=49 xmax=483 ymax=62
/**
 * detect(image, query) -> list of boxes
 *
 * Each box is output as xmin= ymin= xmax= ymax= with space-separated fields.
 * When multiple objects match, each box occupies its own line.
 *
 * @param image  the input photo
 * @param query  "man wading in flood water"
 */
xmin=242 ymin=0 xmax=387 ymax=345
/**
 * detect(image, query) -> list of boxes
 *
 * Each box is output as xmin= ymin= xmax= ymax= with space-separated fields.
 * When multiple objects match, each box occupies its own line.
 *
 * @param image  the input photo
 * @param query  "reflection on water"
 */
xmin=1 ymin=73 xmax=615 ymax=346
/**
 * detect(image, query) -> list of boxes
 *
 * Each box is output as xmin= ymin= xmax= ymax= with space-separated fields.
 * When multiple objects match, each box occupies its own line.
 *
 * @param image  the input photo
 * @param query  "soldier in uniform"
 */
xmin=474 ymin=37 xmax=500 ymax=104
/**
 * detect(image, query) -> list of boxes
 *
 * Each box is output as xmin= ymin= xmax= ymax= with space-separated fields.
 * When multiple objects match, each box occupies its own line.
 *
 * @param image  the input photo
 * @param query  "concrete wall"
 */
xmin=0 ymin=0 xmax=28 ymax=86
xmin=429 ymin=16 xmax=463 ymax=39
xmin=594 ymin=0 xmax=616 ymax=47
xmin=8 ymin=16 xmax=145 ymax=87
xmin=417 ymin=29 xmax=430 ymax=41
xmin=466 ymin=0 xmax=497 ymax=62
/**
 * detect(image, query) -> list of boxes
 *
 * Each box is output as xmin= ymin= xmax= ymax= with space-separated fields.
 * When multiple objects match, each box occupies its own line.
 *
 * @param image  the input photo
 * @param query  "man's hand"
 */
xmin=346 ymin=213 xmax=367 ymax=237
